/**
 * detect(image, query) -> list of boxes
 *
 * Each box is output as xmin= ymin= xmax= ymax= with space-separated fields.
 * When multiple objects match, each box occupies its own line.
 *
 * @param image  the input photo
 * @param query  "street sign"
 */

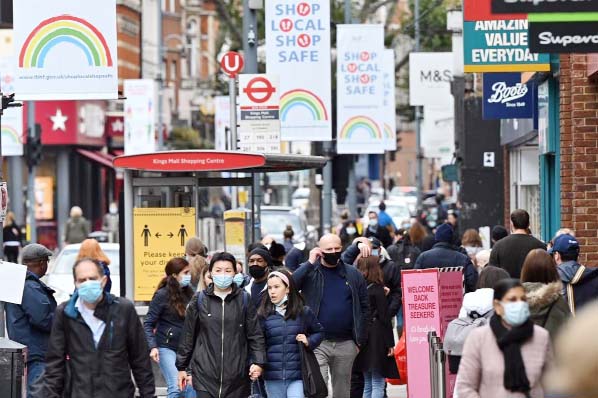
xmin=113 ymin=151 xmax=267 ymax=172
xmin=239 ymin=74 xmax=281 ymax=153
xmin=220 ymin=51 xmax=245 ymax=77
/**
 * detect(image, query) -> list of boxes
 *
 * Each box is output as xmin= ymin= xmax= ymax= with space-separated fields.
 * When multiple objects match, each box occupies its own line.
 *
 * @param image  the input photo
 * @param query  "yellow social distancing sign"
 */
xmin=133 ymin=208 xmax=196 ymax=301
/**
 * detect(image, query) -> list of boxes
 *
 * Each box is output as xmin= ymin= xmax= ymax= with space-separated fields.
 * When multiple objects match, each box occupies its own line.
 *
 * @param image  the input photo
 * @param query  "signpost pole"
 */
xmin=415 ymin=0 xmax=424 ymax=211
xmin=229 ymin=76 xmax=238 ymax=209
xmin=27 ymin=101 xmax=37 ymax=244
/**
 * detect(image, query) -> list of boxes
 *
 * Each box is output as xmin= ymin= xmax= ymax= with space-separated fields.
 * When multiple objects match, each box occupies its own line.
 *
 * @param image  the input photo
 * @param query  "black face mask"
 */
xmin=322 ymin=251 xmax=341 ymax=266
xmin=249 ymin=265 xmax=268 ymax=279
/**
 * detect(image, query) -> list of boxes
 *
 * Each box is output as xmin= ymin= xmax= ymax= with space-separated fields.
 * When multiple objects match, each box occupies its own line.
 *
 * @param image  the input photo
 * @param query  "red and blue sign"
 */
xmin=483 ymin=73 xmax=535 ymax=120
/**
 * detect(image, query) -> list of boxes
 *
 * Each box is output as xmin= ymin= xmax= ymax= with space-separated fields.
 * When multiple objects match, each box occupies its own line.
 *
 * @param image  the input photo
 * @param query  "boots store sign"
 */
xmin=483 ymin=73 xmax=535 ymax=120
xmin=492 ymin=0 xmax=598 ymax=13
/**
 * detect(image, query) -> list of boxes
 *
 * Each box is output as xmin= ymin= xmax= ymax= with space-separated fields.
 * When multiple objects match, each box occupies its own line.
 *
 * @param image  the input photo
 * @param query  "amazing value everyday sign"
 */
xmin=336 ymin=24 xmax=385 ymax=155
xmin=483 ymin=73 xmax=535 ymax=119
xmin=464 ymin=19 xmax=551 ymax=72
xmin=265 ymin=0 xmax=332 ymax=141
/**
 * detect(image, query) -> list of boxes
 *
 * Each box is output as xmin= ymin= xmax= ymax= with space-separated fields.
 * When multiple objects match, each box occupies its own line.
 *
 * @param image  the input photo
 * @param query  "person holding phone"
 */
xmin=144 ymin=258 xmax=195 ymax=398
xmin=176 ymin=252 xmax=266 ymax=398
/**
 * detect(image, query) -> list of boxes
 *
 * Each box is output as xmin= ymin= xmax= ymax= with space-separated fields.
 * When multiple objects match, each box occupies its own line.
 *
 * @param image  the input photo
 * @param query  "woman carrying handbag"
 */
xmin=257 ymin=269 xmax=326 ymax=398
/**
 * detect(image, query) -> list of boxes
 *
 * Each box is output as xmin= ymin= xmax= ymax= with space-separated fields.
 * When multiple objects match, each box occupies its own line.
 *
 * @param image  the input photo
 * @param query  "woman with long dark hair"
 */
xmin=144 ymin=257 xmax=195 ymax=398
xmin=353 ymin=256 xmax=399 ymax=398
xmin=456 ymin=278 xmax=553 ymax=397
xmin=258 ymin=269 xmax=324 ymax=397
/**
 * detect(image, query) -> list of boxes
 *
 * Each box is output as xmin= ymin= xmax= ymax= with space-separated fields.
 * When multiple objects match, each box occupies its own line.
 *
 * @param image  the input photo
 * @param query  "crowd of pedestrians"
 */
xmin=7 ymin=201 xmax=598 ymax=398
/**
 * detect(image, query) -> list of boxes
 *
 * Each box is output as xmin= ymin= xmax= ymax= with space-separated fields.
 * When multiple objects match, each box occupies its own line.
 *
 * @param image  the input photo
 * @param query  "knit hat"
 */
xmin=435 ymin=223 xmax=454 ymax=243
xmin=285 ymin=248 xmax=305 ymax=272
xmin=249 ymin=248 xmax=273 ymax=268
xmin=269 ymin=242 xmax=286 ymax=259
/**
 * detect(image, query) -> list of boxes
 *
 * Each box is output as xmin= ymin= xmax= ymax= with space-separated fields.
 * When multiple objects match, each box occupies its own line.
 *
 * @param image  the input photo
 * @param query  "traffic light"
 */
xmin=26 ymin=124 xmax=43 ymax=169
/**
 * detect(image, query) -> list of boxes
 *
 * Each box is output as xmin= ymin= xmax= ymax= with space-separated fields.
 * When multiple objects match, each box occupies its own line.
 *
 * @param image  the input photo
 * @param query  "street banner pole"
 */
xmin=229 ymin=77 xmax=237 ymax=150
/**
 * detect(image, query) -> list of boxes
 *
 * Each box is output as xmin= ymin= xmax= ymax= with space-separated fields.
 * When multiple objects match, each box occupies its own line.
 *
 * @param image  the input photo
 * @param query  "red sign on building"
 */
xmin=464 ymin=0 xmax=526 ymax=21
xmin=113 ymin=151 xmax=267 ymax=172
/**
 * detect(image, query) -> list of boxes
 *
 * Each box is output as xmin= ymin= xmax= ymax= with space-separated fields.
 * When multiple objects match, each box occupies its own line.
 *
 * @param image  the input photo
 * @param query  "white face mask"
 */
xmin=369 ymin=219 xmax=378 ymax=227
xmin=346 ymin=227 xmax=357 ymax=235
xmin=109 ymin=206 xmax=118 ymax=214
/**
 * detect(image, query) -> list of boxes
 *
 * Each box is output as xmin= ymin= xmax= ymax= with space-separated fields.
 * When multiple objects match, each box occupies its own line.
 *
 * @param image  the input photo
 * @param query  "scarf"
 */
xmin=489 ymin=314 xmax=534 ymax=395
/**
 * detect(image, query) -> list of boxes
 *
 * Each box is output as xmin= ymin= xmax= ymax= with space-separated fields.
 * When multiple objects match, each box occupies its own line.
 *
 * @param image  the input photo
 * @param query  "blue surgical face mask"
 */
xmin=213 ymin=274 xmax=234 ymax=289
xmin=501 ymin=301 xmax=530 ymax=327
xmin=78 ymin=280 xmax=103 ymax=304
xmin=180 ymin=274 xmax=192 ymax=287
xmin=274 ymin=294 xmax=288 ymax=307
xmin=371 ymin=249 xmax=380 ymax=257
xmin=233 ymin=273 xmax=245 ymax=287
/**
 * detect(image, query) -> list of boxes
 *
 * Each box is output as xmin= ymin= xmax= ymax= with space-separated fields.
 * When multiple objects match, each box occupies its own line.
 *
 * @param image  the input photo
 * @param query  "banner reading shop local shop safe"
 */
xmin=336 ymin=24 xmax=385 ymax=155
xmin=265 ymin=0 xmax=332 ymax=141
xmin=133 ymin=208 xmax=196 ymax=301
xmin=13 ymin=0 xmax=118 ymax=100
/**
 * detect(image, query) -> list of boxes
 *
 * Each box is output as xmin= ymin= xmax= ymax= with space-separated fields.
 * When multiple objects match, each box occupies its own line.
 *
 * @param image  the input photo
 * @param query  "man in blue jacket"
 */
xmin=293 ymin=234 xmax=370 ymax=398
xmin=5 ymin=243 xmax=56 ymax=397
xmin=414 ymin=223 xmax=478 ymax=292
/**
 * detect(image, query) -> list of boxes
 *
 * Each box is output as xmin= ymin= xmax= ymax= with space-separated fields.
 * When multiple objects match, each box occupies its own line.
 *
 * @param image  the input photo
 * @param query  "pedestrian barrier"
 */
xmin=428 ymin=331 xmax=447 ymax=398
xmin=0 ymin=338 xmax=27 ymax=398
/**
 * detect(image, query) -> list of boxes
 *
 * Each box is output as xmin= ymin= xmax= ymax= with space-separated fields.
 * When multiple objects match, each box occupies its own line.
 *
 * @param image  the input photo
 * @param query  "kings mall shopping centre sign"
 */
xmin=492 ymin=0 xmax=598 ymax=14
xmin=464 ymin=19 xmax=550 ymax=72
xmin=483 ymin=73 xmax=535 ymax=120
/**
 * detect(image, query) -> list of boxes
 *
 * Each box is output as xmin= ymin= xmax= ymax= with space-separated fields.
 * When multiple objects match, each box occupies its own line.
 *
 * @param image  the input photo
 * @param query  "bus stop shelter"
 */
xmin=113 ymin=150 xmax=326 ymax=302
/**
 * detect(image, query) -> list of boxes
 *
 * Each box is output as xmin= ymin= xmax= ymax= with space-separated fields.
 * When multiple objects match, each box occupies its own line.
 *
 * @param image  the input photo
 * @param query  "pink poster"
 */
xmin=439 ymin=271 xmax=464 ymax=398
xmin=402 ymin=269 xmax=442 ymax=398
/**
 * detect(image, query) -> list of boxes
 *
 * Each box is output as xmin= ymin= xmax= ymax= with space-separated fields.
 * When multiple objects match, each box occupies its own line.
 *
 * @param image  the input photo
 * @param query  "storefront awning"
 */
xmin=76 ymin=149 xmax=114 ymax=169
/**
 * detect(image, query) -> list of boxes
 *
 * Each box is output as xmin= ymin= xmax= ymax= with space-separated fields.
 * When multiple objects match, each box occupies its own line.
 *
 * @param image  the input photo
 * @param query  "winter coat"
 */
xmin=387 ymin=240 xmax=421 ymax=270
xmin=353 ymin=283 xmax=400 ymax=379
xmin=558 ymin=260 xmax=598 ymax=313
xmin=523 ymin=281 xmax=570 ymax=339
xmin=414 ymin=242 xmax=478 ymax=292
xmin=175 ymin=285 xmax=267 ymax=398
xmin=143 ymin=286 xmax=194 ymax=351
xmin=42 ymin=292 xmax=155 ymax=398
xmin=365 ymin=225 xmax=393 ymax=248
xmin=292 ymin=258 xmax=370 ymax=346
xmin=260 ymin=306 xmax=324 ymax=381
xmin=5 ymin=271 xmax=57 ymax=362
xmin=456 ymin=324 xmax=553 ymax=398
xmin=64 ymin=216 xmax=91 ymax=244
xmin=342 ymin=244 xmax=402 ymax=316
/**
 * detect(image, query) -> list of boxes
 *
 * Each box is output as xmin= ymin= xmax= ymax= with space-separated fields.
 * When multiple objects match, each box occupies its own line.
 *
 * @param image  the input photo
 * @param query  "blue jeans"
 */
xmin=27 ymin=360 xmax=45 ymax=398
xmin=363 ymin=370 xmax=385 ymax=398
xmin=264 ymin=379 xmax=303 ymax=398
xmin=159 ymin=347 xmax=196 ymax=398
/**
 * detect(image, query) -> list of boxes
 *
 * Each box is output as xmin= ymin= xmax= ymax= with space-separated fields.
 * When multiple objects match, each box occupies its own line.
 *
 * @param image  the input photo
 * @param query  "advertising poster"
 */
xmin=464 ymin=19 xmax=551 ymax=72
xmin=409 ymin=52 xmax=453 ymax=107
xmin=382 ymin=50 xmax=397 ymax=151
xmin=483 ymin=73 xmax=535 ymax=120
xmin=133 ymin=208 xmax=196 ymax=301
xmin=239 ymin=74 xmax=281 ymax=153
xmin=528 ymin=16 xmax=598 ymax=54
xmin=34 ymin=176 xmax=54 ymax=220
xmin=0 ymin=33 xmax=24 ymax=157
xmin=464 ymin=0 xmax=526 ymax=21
xmin=336 ymin=24 xmax=385 ymax=154
xmin=13 ymin=0 xmax=118 ymax=100
xmin=265 ymin=0 xmax=332 ymax=141
xmin=124 ymin=79 xmax=156 ymax=155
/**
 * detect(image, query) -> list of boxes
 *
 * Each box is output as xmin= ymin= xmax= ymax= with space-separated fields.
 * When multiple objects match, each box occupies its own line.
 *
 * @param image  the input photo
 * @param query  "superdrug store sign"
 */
xmin=492 ymin=0 xmax=598 ymax=13
xmin=529 ymin=22 xmax=598 ymax=54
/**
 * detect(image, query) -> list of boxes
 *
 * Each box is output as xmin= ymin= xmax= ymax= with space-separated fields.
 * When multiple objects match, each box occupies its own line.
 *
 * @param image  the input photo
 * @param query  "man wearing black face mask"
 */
xmin=293 ymin=234 xmax=370 ymax=398
xmin=244 ymin=247 xmax=273 ymax=308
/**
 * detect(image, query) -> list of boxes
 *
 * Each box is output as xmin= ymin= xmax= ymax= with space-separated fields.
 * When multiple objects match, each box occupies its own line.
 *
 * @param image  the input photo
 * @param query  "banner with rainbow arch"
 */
xmin=13 ymin=1 xmax=118 ymax=100
xmin=0 ymin=107 xmax=24 ymax=157
xmin=280 ymin=89 xmax=329 ymax=123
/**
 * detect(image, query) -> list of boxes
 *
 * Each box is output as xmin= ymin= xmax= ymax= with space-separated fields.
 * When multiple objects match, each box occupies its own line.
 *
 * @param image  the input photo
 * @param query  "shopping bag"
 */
xmin=247 ymin=379 xmax=265 ymax=398
xmin=300 ymin=344 xmax=328 ymax=398
xmin=387 ymin=330 xmax=407 ymax=385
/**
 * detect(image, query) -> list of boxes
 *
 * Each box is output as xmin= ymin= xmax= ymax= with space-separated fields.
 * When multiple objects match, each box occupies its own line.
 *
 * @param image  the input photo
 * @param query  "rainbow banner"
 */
xmin=382 ymin=50 xmax=397 ymax=151
xmin=0 ymin=107 xmax=24 ymax=157
xmin=13 ymin=1 xmax=118 ymax=100
xmin=266 ymin=0 xmax=332 ymax=142
xmin=336 ymin=24 xmax=385 ymax=154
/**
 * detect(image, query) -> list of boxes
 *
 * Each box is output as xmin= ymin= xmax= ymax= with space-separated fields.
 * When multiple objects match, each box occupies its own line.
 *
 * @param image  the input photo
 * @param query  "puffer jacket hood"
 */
xmin=458 ymin=288 xmax=494 ymax=319
xmin=524 ymin=281 xmax=562 ymax=313
xmin=558 ymin=260 xmax=581 ymax=284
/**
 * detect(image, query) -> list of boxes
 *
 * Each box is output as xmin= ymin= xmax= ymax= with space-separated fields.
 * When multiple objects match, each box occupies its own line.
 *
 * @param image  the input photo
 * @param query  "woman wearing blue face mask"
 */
xmin=258 ymin=269 xmax=324 ymax=397
xmin=176 ymin=252 xmax=267 ymax=398
xmin=144 ymin=258 xmax=195 ymax=398
xmin=456 ymin=278 xmax=553 ymax=398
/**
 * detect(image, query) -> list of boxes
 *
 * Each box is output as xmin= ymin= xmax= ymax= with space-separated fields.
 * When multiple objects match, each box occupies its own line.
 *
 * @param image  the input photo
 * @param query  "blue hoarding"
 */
xmin=483 ymin=73 xmax=535 ymax=120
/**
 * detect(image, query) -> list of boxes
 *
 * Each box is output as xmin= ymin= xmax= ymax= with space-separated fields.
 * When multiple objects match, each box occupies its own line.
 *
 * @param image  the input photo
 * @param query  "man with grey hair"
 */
xmin=64 ymin=205 xmax=90 ymax=244
xmin=5 ymin=243 xmax=56 ymax=398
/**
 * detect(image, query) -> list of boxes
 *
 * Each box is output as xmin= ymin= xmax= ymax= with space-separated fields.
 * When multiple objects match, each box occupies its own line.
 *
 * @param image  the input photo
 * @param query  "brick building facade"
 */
xmin=559 ymin=54 xmax=598 ymax=266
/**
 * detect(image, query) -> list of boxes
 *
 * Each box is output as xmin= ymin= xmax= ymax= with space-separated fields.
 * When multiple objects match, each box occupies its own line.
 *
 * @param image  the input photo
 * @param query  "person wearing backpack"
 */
xmin=444 ymin=266 xmax=510 ymax=374
xmin=258 ymin=269 xmax=324 ymax=397
xmin=176 ymin=252 xmax=267 ymax=398
xmin=386 ymin=229 xmax=421 ymax=270
xmin=144 ymin=257 xmax=195 ymax=398
xmin=521 ymin=249 xmax=570 ymax=339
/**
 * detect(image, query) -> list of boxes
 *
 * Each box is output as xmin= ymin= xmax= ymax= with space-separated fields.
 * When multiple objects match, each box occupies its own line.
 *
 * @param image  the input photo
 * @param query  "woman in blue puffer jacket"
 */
xmin=257 ymin=269 xmax=324 ymax=398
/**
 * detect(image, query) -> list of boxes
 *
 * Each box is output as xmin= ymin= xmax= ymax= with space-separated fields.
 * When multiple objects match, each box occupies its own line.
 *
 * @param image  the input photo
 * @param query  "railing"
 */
xmin=428 ymin=330 xmax=447 ymax=398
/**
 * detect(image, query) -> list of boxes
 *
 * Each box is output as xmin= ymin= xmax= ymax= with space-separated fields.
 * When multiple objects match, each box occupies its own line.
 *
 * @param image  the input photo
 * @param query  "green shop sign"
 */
xmin=464 ymin=19 xmax=551 ymax=72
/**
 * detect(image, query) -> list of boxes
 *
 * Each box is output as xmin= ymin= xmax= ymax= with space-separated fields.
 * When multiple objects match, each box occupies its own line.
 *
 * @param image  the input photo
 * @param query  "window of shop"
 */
xmin=510 ymin=146 xmax=540 ymax=237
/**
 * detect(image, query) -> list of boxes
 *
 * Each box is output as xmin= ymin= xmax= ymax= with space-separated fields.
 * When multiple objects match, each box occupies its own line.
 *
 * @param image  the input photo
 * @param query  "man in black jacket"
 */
xmin=42 ymin=259 xmax=155 ymax=398
xmin=414 ymin=223 xmax=478 ymax=292
xmin=365 ymin=211 xmax=393 ymax=248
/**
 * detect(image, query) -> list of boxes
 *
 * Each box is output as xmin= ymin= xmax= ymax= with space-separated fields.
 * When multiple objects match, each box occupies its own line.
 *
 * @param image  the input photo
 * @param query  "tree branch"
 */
xmin=213 ymin=0 xmax=243 ymax=46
